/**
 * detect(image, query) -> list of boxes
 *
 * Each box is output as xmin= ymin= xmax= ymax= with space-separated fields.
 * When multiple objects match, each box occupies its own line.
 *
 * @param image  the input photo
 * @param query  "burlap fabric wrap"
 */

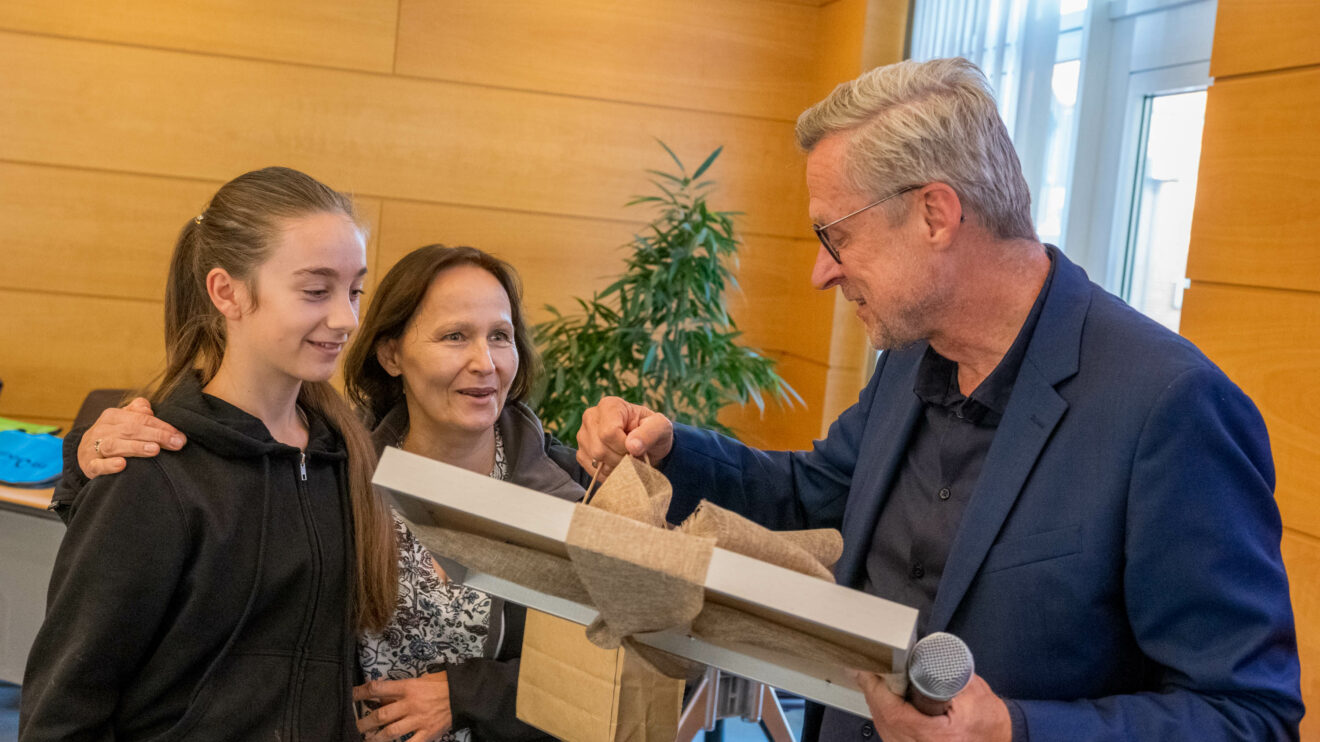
xmin=404 ymin=455 xmax=893 ymax=679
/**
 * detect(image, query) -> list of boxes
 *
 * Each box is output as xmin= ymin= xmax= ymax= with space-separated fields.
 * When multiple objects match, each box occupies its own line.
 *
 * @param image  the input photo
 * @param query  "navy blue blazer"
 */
xmin=663 ymin=249 xmax=1302 ymax=740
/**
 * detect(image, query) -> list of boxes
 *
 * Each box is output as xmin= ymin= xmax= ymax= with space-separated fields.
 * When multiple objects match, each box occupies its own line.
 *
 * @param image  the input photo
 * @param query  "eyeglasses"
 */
xmin=812 ymin=185 xmax=919 ymax=263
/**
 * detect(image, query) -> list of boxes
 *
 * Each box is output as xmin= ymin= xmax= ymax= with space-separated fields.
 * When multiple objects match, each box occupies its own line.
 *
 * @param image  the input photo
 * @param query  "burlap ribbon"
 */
xmin=679 ymin=500 xmax=843 ymax=581
xmin=405 ymin=455 xmax=891 ymax=680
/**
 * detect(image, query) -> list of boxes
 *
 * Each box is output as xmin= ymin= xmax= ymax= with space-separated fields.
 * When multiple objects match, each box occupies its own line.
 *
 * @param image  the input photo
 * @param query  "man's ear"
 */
xmin=376 ymin=338 xmax=403 ymax=377
xmin=206 ymin=268 xmax=247 ymax=321
xmin=916 ymin=182 xmax=964 ymax=246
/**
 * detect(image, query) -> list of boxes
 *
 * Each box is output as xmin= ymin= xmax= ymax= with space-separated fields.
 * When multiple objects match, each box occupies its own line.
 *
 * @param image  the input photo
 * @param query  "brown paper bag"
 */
xmin=517 ymin=609 xmax=684 ymax=742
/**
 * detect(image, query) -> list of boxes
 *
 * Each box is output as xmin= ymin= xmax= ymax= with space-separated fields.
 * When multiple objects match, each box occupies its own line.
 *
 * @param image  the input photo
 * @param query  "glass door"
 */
xmin=1119 ymin=89 xmax=1208 ymax=332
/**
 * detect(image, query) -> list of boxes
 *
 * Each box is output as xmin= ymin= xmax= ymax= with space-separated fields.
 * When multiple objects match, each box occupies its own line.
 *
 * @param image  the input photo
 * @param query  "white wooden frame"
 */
xmin=374 ymin=446 xmax=919 ymax=716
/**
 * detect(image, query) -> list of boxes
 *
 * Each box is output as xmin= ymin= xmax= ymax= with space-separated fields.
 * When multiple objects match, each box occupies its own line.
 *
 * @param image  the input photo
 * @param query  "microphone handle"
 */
xmin=907 ymin=688 xmax=953 ymax=716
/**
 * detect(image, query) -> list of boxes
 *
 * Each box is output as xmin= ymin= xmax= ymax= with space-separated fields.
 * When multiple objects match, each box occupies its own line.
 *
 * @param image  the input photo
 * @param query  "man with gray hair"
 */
xmin=576 ymin=58 xmax=1302 ymax=740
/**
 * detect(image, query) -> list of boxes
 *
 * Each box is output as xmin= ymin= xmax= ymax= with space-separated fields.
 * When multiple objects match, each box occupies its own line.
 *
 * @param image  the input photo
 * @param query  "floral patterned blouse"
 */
xmin=358 ymin=428 xmax=509 ymax=742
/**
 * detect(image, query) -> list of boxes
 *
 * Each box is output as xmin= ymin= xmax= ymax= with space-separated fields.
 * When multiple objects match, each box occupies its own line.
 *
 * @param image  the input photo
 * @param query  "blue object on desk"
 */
xmin=0 ymin=430 xmax=63 ymax=487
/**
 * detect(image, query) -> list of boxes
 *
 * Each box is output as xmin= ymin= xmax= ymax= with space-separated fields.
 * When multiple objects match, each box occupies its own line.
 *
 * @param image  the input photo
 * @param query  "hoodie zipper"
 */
xmin=288 ymin=449 xmax=323 ymax=739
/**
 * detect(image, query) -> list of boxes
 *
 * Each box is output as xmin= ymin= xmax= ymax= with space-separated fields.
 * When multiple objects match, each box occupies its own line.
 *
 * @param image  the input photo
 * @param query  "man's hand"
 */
xmin=575 ymin=396 xmax=673 ymax=475
xmin=77 ymin=398 xmax=186 ymax=479
xmin=853 ymin=670 xmax=1012 ymax=742
xmin=354 ymin=673 xmax=453 ymax=742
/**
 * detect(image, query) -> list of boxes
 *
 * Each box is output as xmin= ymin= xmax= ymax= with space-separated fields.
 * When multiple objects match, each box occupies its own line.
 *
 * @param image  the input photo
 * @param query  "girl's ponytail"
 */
xmin=154 ymin=215 xmax=226 ymax=405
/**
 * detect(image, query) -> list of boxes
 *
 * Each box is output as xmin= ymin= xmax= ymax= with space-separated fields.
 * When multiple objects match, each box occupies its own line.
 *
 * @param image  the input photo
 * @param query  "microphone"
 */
xmin=906 ymin=631 xmax=975 ymax=715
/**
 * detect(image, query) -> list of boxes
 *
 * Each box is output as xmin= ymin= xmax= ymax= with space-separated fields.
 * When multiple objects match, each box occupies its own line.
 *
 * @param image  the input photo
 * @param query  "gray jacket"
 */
xmin=370 ymin=400 xmax=587 ymax=741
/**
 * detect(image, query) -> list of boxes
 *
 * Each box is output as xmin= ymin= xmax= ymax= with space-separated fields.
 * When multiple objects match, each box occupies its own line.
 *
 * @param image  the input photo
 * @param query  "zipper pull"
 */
xmin=299 ymin=451 xmax=307 ymax=481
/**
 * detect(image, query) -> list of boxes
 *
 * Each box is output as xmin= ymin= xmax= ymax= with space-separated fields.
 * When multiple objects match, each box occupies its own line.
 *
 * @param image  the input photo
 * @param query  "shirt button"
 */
xmin=911 ymin=562 xmax=925 ymax=579
xmin=861 ymin=722 xmax=874 ymax=738
xmin=938 ymin=487 xmax=951 ymax=500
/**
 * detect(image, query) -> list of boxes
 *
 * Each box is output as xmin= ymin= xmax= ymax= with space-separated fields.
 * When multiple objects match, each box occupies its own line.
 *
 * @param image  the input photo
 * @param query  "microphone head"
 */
xmin=907 ymin=631 xmax=974 ymax=702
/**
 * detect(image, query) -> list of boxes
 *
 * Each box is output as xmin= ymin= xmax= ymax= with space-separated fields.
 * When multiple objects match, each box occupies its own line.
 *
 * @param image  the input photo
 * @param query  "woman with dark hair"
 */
xmin=65 ymin=244 xmax=590 ymax=742
xmin=347 ymin=245 xmax=588 ymax=742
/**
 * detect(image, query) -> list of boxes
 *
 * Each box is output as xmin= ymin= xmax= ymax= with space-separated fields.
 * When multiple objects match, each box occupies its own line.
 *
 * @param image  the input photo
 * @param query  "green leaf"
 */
xmin=656 ymin=139 xmax=685 ymax=175
xmin=691 ymin=147 xmax=723 ymax=180
xmin=645 ymin=169 xmax=686 ymax=185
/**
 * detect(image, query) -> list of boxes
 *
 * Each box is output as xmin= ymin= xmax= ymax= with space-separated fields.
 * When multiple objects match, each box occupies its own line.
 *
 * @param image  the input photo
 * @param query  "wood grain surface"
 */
xmin=0 ymin=0 xmax=397 ymax=72
xmin=0 ymin=32 xmax=809 ymax=240
xmin=395 ymin=0 xmax=819 ymax=121
xmin=1188 ymin=69 xmax=1320 ymax=293
xmin=1210 ymin=0 xmax=1320 ymax=78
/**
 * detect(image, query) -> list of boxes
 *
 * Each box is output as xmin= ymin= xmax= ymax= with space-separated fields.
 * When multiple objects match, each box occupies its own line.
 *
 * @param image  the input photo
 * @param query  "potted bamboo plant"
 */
xmin=534 ymin=143 xmax=799 ymax=443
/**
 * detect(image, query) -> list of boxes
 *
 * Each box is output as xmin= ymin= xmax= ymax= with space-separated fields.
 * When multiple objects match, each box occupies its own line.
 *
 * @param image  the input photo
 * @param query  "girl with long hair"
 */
xmin=20 ymin=167 xmax=397 ymax=740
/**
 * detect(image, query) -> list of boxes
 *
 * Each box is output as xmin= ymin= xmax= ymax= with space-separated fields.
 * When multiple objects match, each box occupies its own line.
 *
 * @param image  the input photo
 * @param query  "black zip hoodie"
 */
xmin=20 ymin=376 xmax=360 ymax=741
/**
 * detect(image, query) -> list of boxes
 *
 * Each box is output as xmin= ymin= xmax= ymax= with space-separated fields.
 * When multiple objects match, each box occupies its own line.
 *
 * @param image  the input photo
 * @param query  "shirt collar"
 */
xmin=913 ymin=247 xmax=1059 ymax=425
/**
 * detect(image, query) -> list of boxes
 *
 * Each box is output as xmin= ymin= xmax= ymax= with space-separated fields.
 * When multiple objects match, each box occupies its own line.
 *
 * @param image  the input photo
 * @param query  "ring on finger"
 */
xmin=93 ymin=438 xmax=105 ymax=457
xmin=590 ymin=458 xmax=600 ymax=469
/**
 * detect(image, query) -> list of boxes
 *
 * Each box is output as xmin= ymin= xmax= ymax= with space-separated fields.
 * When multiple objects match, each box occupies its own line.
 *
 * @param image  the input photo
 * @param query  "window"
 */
xmin=1119 ymin=90 xmax=1207 ymax=331
xmin=1034 ymin=2 xmax=1085 ymax=246
xmin=910 ymin=0 xmax=1218 ymax=328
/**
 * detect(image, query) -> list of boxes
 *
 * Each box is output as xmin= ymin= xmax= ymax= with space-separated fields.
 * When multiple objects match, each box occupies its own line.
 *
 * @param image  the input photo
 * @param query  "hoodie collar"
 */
xmin=157 ymin=374 xmax=345 ymax=460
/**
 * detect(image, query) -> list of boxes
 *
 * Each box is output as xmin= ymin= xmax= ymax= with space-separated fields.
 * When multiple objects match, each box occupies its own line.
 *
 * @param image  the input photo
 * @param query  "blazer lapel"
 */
xmin=835 ymin=351 xmax=924 ymax=588
xmin=926 ymin=246 xmax=1090 ymax=632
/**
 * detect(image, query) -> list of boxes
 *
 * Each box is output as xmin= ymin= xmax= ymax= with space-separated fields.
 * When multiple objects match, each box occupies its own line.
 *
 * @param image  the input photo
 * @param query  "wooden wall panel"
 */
xmin=374 ymin=199 xmax=638 ymax=327
xmin=1210 ymin=0 xmax=1320 ymax=78
xmin=719 ymin=354 xmax=827 ymax=451
xmin=1281 ymin=529 xmax=1320 ymax=742
xmin=395 ymin=0 xmax=819 ymax=121
xmin=356 ymin=200 xmax=386 ymax=290
xmin=723 ymin=236 xmax=833 ymax=359
xmin=1 ymin=162 xmax=383 ymax=301
xmin=1180 ymin=284 xmax=1320 ymax=540
xmin=1187 ymin=70 xmax=1320 ymax=293
xmin=861 ymin=0 xmax=910 ymax=74
xmin=0 ymin=32 xmax=809 ymax=241
xmin=0 ymin=164 xmax=208 ymax=300
xmin=0 ymin=0 xmax=397 ymax=73
xmin=816 ymin=0 xmax=870 ymax=99
xmin=0 ymin=291 xmax=164 ymax=422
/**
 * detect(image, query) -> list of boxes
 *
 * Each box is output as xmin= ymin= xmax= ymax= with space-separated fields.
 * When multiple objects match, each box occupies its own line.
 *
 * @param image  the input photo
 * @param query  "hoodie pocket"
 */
xmin=148 ymin=650 xmax=299 ymax=742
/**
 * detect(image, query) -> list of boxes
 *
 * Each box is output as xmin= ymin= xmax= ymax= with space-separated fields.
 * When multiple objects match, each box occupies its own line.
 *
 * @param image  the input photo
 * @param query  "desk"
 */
xmin=0 ymin=484 xmax=55 ymax=517
xmin=0 ymin=485 xmax=62 ymax=683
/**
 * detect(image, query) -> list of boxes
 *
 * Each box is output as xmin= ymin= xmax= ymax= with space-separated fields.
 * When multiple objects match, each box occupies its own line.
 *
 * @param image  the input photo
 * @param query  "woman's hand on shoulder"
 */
xmin=78 ymin=397 xmax=187 ymax=479
xmin=354 ymin=672 xmax=453 ymax=742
